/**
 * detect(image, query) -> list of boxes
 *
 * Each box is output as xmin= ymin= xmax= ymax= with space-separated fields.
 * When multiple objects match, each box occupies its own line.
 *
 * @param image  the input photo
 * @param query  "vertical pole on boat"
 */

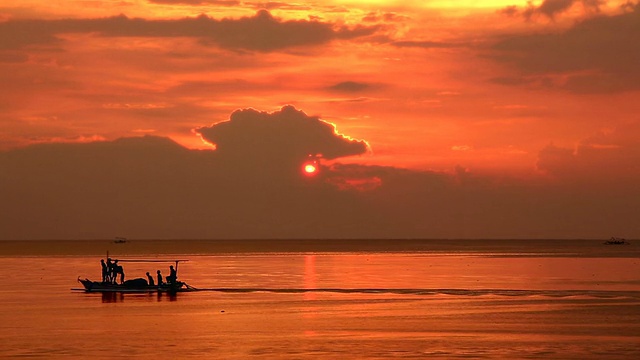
xmin=175 ymin=260 xmax=179 ymax=278
xmin=105 ymin=251 xmax=109 ymax=284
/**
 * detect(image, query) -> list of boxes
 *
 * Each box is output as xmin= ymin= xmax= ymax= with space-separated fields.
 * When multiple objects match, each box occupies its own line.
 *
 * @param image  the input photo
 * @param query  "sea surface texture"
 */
xmin=0 ymin=239 xmax=638 ymax=359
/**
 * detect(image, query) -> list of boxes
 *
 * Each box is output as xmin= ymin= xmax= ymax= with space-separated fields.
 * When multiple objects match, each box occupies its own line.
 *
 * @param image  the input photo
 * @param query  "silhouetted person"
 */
xmin=101 ymin=259 xmax=108 ymax=283
xmin=146 ymin=272 xmax=155 ymax=286
xmin=113 ymin=260 xmax=125 ymax=284
xmin=157 ymin=270 xmax=163 ymax=286
xmin=106 ymin=258 xmax=114 ymax=283
xmin=166 ymin=265 xmax=177 ymax=284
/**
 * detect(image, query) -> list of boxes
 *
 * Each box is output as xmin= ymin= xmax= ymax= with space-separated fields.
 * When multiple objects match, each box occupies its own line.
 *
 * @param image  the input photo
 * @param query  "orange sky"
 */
xmin=1 ymin=1 xmax=639 ymax=239
xmin=1 ymin=0 xmax=637 ymax=173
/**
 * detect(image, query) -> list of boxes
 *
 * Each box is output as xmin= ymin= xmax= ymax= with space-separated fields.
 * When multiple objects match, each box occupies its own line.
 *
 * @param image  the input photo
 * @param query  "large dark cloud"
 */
xmin=1 ymin=133 xmax=639 ymax=239
xmin=536 ymin=122 xmax=640 ymax=182
xmin=491 ymin=3 xmax=640 ymax=93
xmin=195 ymin=105 xmax=369 ymax=162
xmin=0 ymin=10 xmax=378 ymax=52
xmin=0 ymin=21 xmax=59 ymax=50
xmin=0 ymin=135 xmax=394 ymax=239
xmin=1 ymin=105 xmax=639 ymax=240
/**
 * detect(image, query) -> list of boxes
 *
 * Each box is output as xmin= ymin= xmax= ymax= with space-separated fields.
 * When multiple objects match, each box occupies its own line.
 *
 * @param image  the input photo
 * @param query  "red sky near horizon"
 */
xmin=2 ymin=0 xmax=638 ymax=176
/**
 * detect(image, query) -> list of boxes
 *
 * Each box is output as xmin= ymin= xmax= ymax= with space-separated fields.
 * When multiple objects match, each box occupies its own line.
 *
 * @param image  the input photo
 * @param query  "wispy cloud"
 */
xmin=326 ymin=81 xmax=374 ymax=93
xmin=0 ymin=10 xmax=379 ymax=52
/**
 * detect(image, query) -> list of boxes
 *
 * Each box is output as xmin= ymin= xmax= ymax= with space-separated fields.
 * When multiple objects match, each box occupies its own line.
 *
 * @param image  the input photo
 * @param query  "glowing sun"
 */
xmin=303 ymin=163 xmax=318 ymax=175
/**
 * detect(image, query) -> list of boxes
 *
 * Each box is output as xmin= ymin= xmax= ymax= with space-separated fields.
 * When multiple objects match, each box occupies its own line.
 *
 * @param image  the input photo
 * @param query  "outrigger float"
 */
xmin=76 ymin=259 xmax=197 ymax=294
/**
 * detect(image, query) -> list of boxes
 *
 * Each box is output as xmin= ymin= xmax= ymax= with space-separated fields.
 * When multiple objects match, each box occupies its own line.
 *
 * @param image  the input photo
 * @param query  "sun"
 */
xmin=304 ymin=163 xmax=317 ymax=174
xmin=303 ymin=161 xmax=319 ymax=176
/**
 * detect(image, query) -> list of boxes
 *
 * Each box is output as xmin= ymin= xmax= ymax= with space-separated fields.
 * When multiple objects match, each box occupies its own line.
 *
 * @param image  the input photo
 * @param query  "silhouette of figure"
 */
xmin=157 ymin=270 xmax=163 ymax=286
xmin=106 ymin=258 xmax=114 ymax=283
xmin=146 ymin=272 xmax=155 ymax=286
xmin=113 ymin=260 xmax=125 ymax=284
xmin=101 ymin=259 xmax=108 ymax=283
xmin=166 ymin=265 xmax=177 ymax=284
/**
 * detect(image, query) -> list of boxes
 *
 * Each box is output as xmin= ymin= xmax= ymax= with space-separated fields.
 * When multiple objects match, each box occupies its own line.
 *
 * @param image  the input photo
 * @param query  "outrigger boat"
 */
xmin=77 ymin=259 xmax=197 ymax=293
xmin=604 ymin=237 xmax=630 ymax=245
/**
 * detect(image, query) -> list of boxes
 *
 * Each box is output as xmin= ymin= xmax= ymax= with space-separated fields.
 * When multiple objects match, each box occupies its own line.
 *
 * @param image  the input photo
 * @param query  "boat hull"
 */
xmin=77 ymin=278 xmax=189 ymax=293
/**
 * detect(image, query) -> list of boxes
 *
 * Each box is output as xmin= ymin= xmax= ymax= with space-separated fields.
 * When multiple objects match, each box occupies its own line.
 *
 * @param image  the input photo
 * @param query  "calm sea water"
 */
xmin=1 ymin=240 xmax=639 ymax=359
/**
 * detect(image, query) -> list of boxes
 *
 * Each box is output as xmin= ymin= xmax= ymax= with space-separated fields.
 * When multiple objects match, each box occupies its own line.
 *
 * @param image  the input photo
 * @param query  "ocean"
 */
xmin=0 ymin=239 xmax=638 ymax=359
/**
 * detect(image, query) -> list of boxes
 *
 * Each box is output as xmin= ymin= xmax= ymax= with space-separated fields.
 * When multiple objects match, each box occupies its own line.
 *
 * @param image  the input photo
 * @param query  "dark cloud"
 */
xmin=500 ymin=0 xmax=605 ymax=20
xmin=0 ymin=10 xmax=379 ymax=52
xmin=0 ymin=21 xmax=60 ymax=50
xmin=0 ymin=135 xmax=396 ymax=239
xmin=1 ymin=133 xmax=639 ymax=239
xmin=194 ymin=105 xmax=369 ymax=164
xmin=524 ymin=0 xmax=578 ymax=19
xmin=362 ymin=11 xmax=409 ymax=23
xmin=537 ymin=122 xmax=640 ymax=181
xmin=391 ymin=40 xmax=459 ymax=49
xmin=491 ymin=4 xmax=640 ymax=93
xmin=327 ymin=81 xmax=373 ymax=93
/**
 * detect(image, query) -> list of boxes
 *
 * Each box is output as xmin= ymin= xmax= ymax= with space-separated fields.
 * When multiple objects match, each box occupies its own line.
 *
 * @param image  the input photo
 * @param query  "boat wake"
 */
xmin=186 ymin=287 xmax=640 ymax=299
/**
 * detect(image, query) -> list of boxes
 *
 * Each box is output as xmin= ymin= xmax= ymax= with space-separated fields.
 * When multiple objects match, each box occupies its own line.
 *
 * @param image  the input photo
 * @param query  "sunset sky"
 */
xmin=1 ymin=0 xmax=639 ymax=240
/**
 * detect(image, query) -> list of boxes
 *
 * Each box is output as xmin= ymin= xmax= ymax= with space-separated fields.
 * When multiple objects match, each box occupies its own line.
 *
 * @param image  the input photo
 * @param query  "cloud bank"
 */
xmin=1 ymin=129 xmax=638 ymax=239
xmin=492 ymin=3 xmax=640 ymax=93
xmin=0 ymin=10 xmax=378 ymax=52
xmin=521 ymin=0 xmax=604 ymax=20
xmin=537 ymin=122 xmax=640 ymax=182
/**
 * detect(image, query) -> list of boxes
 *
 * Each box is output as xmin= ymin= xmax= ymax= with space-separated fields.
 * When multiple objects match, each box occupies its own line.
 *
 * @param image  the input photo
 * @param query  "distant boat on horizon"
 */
xmin=604 ymin=237 xmax=630 ymax=245
xmin=113 ymin=237 xmax=127 ymax=244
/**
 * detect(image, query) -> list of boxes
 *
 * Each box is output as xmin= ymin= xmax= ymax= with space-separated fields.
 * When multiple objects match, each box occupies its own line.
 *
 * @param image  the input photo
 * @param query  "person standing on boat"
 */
xmin=146 ymin=272 xmax=155 ymax=286
xmin=106 ymin=258 xmax=115 ymax=283
xmin=101 ymin=259 xmax=108 ymax=283
xmin=157 ymin=270 xmax=163 ymax=286
xmin=113 ymin=260 xmax=125 ymax=284
xmin=166 ymin=265 xmax=177 ymax=284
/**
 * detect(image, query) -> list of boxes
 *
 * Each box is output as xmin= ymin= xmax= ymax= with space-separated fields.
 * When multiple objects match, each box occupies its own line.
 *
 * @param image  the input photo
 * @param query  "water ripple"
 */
xmin=189 ymin=287 xmax=640 ymax=298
